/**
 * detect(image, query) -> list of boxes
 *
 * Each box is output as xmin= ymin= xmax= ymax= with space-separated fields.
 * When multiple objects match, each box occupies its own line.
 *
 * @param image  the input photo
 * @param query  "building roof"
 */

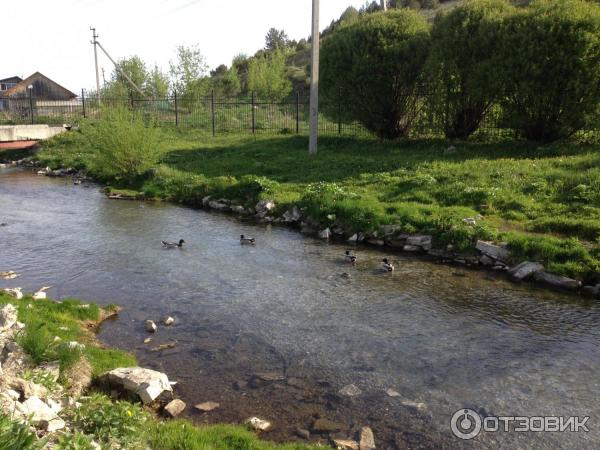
xmin=2 ymin=72 xmax=76 ymax=99
xmin=0 ymin=76 xmax=23 ymax=84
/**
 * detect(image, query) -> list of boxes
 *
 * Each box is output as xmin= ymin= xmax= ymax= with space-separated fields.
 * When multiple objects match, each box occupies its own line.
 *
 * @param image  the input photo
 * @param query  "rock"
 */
xmin=312 ymin=418 xmax=343 ymax=433
xmin=3 ymin=288 xmax=23 ymax=300
xmin=208 ymin=200 xmax=230 ymax=211
xmin=250 ymin=372 xmax=285 ymax=388
xmin=164 ymin=399 xmax=186 ymax=417
xmin=401 ymin=400 xmax=427 ymax=412
xmin=282 ymin=206 xmax=302 ymax=223
xmin=145 ymin=320 xmax=157 ymax=333
xmin=151 ymin=342 xmax=177 ymax=352
xmin=255 ymin=200 xmax=275 ymax=217
xmin=296 ymin=428 xmax=310 ymax=439
xmin=533 ymin=272 xmax=581 ymax=292
xmin=202 ymin=195 xmax=212 ymax=206
xmin=0 ymin=304 xmax=17 ymax=332
xmin=476 ymin=241 xmax=511 ymax=263
xmin=366 ymin=239 xmax=385 ymax=246
xmin=246 ymin=417 xmax=272 ymax=432
xmin=231 ymin=205 xmax=246 ymax=214
xmin=17 ymin=396 xmax=65 ymax=431
xmin=318 ymin=228 xmax=331 ymax=240
xmin=479 ymin=255 xmax=494 ymax=267
xmin=444 ymin=145 xmax=457 ymax=155
xmin=105 ymin=367 xmax=173 ymax=404
xmin=403 ymin=245 xmax=422 ymax=252
xmin=144 ymin=337 xmax=152 ymax=344
xmin=359 ymin=427 xmax=376 ymax=450
xmin=339 ymin=384 xmax=362 ymax=397
xmin=195 ymin=401 xmax=220 ymax=412
xmin=379 ymin=225 xmax=398 ymax=237
xmin=582 ymin=284 xmax=600 ymax=299
xmin=347 ymin=234 xmax=358 ymax=243
xmin=385 ymin=388 xmax=401 ymax=397
xmin=334 ymin=439 xmax=360 ymax=450
xmin=407 ymin=235 xmax=432 ymax=251
xmin=507 ymin=261 xmax=544 ymax=281
xmin=163 ymin=316 xmax=175 ymax=326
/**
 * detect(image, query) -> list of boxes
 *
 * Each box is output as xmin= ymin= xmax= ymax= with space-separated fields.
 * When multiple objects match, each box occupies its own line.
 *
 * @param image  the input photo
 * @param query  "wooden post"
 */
xmin=309 ymin=0 xmax=320 ymax=154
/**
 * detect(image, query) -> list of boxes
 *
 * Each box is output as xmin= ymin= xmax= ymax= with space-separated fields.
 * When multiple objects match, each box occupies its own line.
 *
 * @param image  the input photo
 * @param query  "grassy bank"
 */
xmin=37 ymin=128 xmax=600 ymax=283
xmin=0 ymin=291 xmax=317 ymax=449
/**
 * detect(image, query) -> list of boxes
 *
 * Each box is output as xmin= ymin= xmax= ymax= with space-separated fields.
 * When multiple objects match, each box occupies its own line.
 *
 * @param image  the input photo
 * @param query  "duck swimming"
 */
xmin=240 ymin=235 xmax=256 ymax=245
xmin=162 ymin=239 xmax=185 ymax=248
xmin=382 ymin=258 xmax=395 ymax=272
xmin=345 ymin=250 xmax=357 ymax=264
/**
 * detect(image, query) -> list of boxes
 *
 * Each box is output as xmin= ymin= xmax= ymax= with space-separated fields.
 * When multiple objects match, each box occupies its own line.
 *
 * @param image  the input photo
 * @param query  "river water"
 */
xmin=1 ymin=167 xmax=598 ymax=449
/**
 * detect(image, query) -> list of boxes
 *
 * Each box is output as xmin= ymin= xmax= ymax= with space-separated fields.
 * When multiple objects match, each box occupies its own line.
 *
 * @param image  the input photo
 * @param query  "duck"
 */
xmin=33 ymin=286 xmax=52 ymax=300
xmin=240 ymin=235 xmax=256 ymax=245
xmin=4 ymin=288 xmax=23 ymax=300
xmin=161 ymin=239 xmax=185 ymax=249
xmin=1 ymin=270 xmax=19 ymax=280
xmin=382 ymin=258 xmax=395 ymax=272
xmin=345 ymin=250 xmax=357 ymax=264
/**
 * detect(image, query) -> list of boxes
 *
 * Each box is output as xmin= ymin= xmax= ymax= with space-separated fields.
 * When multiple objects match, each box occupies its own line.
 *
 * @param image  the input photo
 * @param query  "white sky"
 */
xmin=3 ymin=0 xmax=367 ymax=93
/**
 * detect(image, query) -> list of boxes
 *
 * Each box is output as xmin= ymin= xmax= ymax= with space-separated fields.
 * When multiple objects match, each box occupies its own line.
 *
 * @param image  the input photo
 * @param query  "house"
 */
xmin=0 ymin=76 xmax=22 ymax=93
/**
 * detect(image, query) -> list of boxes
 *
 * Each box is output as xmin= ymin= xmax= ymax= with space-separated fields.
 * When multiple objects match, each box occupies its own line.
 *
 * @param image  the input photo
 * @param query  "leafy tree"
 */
xmin=102 ymin=56 xmax=149 ymax=100
xmin=147 ymin=65 xmax=170 ymax=98
xmin=428 ymin=0 xmax=514 ymax=139
xmin=321 ymin=9 xmax=431 ymax=138
xmin=265 ymin=28 xmax=289 ymax=51
xmin=211 ymin=65 xmax=241 ymax=97
xmin=232 ymin=54 xmax=250 ymax=93
xmin=169 ymin=44 xmax=208 ymax=98
xmin=247 ymin=50 xmax=292 ymax=100
xmin=498 ymin=0 xmax=600 ymax=141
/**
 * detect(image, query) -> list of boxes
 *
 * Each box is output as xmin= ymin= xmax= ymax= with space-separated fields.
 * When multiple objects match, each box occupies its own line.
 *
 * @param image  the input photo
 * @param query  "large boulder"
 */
xmin=407 ymin=235 xmax=432 ymax=251
xmin=0 ymin=304 xmax=17 ymax=332
xmin=105 ymin=367 xmax=173 ymax=404
xmin=255 ymin=200 xmax=276 ymax=217
xmin=16 ymin=396 xmax=65 ymax=431
xmin=533 ymin=272 xmax=581 ymax=292
xmin=282 ymin=206 xmax=302 ymax=223
xmin=507 ymin=261 xmax=544 ymax=282
xmin=476 ymin=241 xmax=510 ymax=263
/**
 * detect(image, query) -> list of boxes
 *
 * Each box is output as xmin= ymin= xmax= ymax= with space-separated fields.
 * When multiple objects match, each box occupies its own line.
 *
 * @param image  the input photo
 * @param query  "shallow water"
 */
xmin=1 ymin=167 xmax=599 ymax=449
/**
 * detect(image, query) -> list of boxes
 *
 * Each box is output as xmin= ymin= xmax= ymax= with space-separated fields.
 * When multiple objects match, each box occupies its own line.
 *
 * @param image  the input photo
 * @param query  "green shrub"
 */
xmin=0 ymin=414 xmax=45 ymax=450
xmin=321 ymin=9 xmax=430 ymax=139
xmin=428 ymin=0 xmax=514 ymax=139
xmin=498 ymin=0 xmax=600 ymax=141
xmin=81 ymin=106 xmax=161 ymax=184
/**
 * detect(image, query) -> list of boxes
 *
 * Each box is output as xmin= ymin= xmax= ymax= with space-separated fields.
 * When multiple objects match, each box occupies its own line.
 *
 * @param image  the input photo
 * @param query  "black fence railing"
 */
xmin=2 ymin=90 xmax=600 ymax=142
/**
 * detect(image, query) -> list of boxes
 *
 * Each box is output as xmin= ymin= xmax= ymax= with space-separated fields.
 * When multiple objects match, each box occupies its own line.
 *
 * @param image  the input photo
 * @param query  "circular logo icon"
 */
xmin=451 ymin=409 xmax=482 ymax=440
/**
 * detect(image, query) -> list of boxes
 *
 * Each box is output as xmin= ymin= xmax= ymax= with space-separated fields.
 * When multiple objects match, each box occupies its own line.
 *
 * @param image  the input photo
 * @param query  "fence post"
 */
xmin=296 ymin=92 xmax=300 ymax=134
xmin=81 ymin=89 xmax=86 ymax=119
xmin=211 ymin=90 xmax=216 ymax=137
xmin=174 ymin=90 xmax=179 ymax=127
xmin=338 ymin=87 xmax=342 ymax=135
xmin=29 ymin=88 xmax=34 ymax=125
xmin=251 ymin=91 xmax=256 ymax=134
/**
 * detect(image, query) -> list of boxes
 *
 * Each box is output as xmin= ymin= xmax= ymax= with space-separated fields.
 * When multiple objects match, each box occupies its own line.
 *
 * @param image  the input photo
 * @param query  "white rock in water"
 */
xmin=347 ymin=234 xmax=358 ymax=243
xmin=339 ymin=384 xmax=362 ymax=397
xmin=334 ymin=439 xmax=359 ymax=450
xmin=145 ymin=320 xmax=157 ymax=333
xmin=359 ymin=426 xmax=375 ymax=450
xmin=106 ymin=367 xmax=173 ymax=404
xmin=163 ymin=316 xmax=175 ymax=326
xmin=164 ymin=399 xmax=186 ymax=417
xmin=318 ymin=228 xmax=331 ymax=240
xmin=385 ymin=388 xmax=401 ymax=397
xmin=246 ymin=416 xmax=272 ymax=432
xmin=0 ymin=304 xmax=18 ymax=332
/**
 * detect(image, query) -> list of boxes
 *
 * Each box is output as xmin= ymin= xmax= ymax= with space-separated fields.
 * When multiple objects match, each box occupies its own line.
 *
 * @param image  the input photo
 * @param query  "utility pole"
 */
xmin=96 ymin=40 xmax=147 ymax=98
xmin=380 ymin=0 xmax=387 ymax=10
xmin=309 ymin=0 xmax=320 ymax=155
xmin=90 ymin=27 xmax=101 ymax=96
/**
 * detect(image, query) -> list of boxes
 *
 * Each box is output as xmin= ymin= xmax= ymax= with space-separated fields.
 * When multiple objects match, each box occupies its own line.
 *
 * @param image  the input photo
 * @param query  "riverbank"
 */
xmin=31 ymin=128 xmax=600 ymax=296
xmin=0 ymin=290 xmax=322 ymax=449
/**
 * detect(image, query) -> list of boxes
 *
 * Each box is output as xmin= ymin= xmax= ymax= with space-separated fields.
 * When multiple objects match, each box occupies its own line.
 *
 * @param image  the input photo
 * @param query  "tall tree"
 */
xmin=247 ymin=50 xmax=292 ymax=100
xmin=169 ymin=44 xmax=208 ymax=97
xmin=265 ymin=28 xmax=289 ymax=51
xmin=147 ymin=65 xmax=170 ymax=98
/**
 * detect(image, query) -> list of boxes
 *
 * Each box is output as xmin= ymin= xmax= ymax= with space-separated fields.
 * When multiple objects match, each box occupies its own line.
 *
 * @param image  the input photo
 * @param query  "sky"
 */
xmin=3 ymin=0 xmax=368 ymax=93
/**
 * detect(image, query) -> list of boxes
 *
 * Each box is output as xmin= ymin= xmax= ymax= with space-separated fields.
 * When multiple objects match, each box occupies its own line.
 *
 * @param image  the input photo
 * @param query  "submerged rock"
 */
xmin=339 ymin=384 xmax=362 ymax=397
xmin=533 ymin=272 xmax=581 ymax=292
xmin=246 ymin=416 xmax=272 ymax=432
xmin=319 ymin=228 xmax=331 ymax=240
xmin=164 ymin=399 xmax=186 ymax=417
xmin=145 ymin=320 xmax=157 ymax=333
xmin=507 ymin=261 xmax=544 ymax=281
xmin=195 ymin=401 xmax=220 ymax=412
xmin=359 ymin=427 xmax=376 ymax=450
xmin=163 ymin=316 xmax=175 ymax=326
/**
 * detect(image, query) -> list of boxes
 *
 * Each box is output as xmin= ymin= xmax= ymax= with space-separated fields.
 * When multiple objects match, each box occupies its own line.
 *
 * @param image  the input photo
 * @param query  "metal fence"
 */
xmin=1 ymin=89 xmax=599 ymax=142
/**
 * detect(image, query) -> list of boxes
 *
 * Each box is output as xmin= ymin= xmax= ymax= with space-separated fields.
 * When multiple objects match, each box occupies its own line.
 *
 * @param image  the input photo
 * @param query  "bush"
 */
xmin=428 ymin=0 xmax=514 ymax=139
xmin=498 ymin=0 xmax=600 ymax=142
xmin=321 ymin=9 xmax=430 ymax=139
xmin=81 ymin=106 xmax=161 ymax=184
xmin=0 ymin=414 xmax=45 ymax=450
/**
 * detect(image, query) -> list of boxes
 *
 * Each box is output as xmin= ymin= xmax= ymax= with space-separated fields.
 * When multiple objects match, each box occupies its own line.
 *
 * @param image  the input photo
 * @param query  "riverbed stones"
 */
xmin=312 ymin=418 xmax=343 ymax=433
xmin=533 ymin=272 xmax=581 ymax=292
xmin=0 ymin=304 xmax=17 ymax=332
xmin=208 ymin=199 xmax=230 ymax=211
xmin=145 ymin=320 xmax=157 ymax=333
xmin=407 ymin=235 xmax=432 ymax=251
xmin=164 ymin=399 xmax=186 ymax=417
xmin=507 ymin=261 xmax=544 ymax=282
xmin=195 ymin=401 xmax=220 ymax=412
xmin=385 ymin=388 xmax=401 ymax=397
xmin=476 ymin=240 xmax=510 ymax=263
xmin=17 ymin=396 xmax=65 ymax=431
xmin=339 ymin=384 xmax=362 ymax=397
xmin=282 ymin=206 xmax=302 ymax=223
xmin=347 ymin=234 xmax=358 ymax=243
xmin=163 ymin=316 xmax=175 ymax=326
xmin=105 ymin=367 xmax=173 ymax=404
xmin=319 ymin=228 xmax=331 ymax=240
xmin=334 ymin=439 xmax=359 ymax=450
xmin=359 ymin=427 xmax=375 ymax=450
xmin=255 ymin=200 xmax=275 ymax=217
xmin=246 ymin=417 xmax=272 ymax=432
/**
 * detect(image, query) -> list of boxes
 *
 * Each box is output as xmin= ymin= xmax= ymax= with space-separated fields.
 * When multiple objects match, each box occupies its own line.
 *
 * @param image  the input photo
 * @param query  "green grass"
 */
xmin=38 ymin=128 xmax=600 ymax=283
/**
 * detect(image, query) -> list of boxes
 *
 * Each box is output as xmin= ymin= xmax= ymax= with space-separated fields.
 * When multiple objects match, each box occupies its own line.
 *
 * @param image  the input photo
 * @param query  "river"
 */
xmin=1 ymin=167 xmax=598 ymax=449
